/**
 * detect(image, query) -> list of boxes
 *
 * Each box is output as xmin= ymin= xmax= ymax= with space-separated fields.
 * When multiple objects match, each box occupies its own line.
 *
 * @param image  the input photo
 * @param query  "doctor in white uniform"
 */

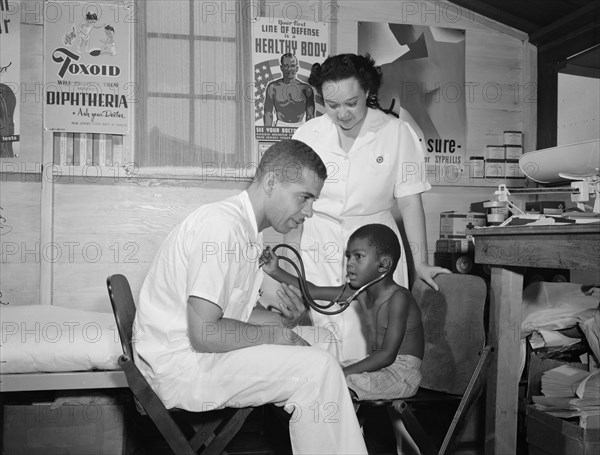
xmin=134 ymin=139 xmax=368 ymax=455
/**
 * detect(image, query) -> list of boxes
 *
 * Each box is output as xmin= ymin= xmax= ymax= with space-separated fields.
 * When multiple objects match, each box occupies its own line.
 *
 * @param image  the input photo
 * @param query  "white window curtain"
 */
xmin=136 ymin=0 xmax=255 ymax=177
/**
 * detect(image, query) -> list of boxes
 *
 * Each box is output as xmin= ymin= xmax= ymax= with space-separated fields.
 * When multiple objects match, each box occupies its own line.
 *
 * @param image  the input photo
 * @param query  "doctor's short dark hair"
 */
xmin=349 ymin=224 xmax=401 ymax=270
xmin=254 ymin=139 xmax=327 ymax=184
xmin=308 ymin=53 xmax=382 ymax=97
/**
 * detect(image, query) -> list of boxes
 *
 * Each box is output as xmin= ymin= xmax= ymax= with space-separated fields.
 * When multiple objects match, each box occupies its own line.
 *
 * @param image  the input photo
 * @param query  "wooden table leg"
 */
xmin=485 ymin=266 xmax=523 ymax=455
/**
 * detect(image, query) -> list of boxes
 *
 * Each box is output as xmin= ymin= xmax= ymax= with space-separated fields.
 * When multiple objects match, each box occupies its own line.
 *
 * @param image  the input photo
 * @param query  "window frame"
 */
xmin=133 ymin=0 xmax=255 ymax=181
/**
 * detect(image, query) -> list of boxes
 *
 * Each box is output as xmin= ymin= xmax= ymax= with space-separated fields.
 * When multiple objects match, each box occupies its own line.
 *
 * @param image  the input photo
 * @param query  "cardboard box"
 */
xmin=439 ymin=212 xmax=486 ymax=239
xmin=2 ymin=403 xmax=128 ymax=455
xmin=435 ymin=238 xmax=473 ymax=254
xmin=505 ymin=159 xmax=524 ymax=179
xmin=527 ymin=405 xmax=600 ymax=455
xmin=505 ymin=145 xmax=523 ymax=160
xmin=504 ymin=130 xmax=523 ymax=146
xmin=525 ymin=354 xmax=598 ymax=455
xmin=486 ymin=145 xmax=505 ymax=160
xmin=485 ymin=159 xmax=505 ymax=178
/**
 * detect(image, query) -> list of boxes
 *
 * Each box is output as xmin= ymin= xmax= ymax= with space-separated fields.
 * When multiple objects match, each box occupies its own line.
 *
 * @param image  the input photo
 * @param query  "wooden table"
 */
xmin=467 ymin=223 xmax=600 ymax=455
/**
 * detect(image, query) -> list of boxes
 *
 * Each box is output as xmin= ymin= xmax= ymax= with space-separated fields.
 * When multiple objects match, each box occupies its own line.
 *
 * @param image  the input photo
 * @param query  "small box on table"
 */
xmin=439 ymin=212 xmax=486 ymax=239
xmin=504 ymin=130 xmax=523 ymax=146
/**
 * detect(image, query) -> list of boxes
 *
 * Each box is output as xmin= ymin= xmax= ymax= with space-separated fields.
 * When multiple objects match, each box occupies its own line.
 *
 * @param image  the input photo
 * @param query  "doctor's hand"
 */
xmin=415 ymin=263 xmax=452 ymax=292
xmin=275 ymin=283 xmax=309 ymax=328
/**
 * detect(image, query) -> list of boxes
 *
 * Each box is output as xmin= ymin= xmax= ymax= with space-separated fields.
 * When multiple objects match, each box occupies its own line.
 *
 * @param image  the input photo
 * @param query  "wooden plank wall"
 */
xmin=0 ymin=178 xmax=41 ymax=306
xmin=52 ymin=180 xmax=247 ymax=312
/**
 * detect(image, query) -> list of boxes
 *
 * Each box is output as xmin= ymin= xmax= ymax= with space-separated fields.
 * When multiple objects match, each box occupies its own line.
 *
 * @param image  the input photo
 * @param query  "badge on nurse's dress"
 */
xmin=376 ymin=156 xmax=384 ymax=163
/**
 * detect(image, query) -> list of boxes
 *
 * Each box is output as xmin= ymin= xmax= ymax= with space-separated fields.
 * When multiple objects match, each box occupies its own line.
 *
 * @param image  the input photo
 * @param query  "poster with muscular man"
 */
xmin=253 ymin=16 xmax=329 ymax=142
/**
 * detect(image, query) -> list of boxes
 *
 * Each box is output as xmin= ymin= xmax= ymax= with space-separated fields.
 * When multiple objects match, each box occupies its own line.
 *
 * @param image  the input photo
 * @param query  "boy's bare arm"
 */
xmin=342 ymin=289 xmax=410 ymax=376
xmin=260 ymin=246 xmax=349 ymax=301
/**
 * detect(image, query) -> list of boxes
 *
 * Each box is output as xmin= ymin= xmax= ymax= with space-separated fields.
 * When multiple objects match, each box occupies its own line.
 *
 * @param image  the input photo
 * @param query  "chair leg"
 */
xmin=201 ymin=408 xmax=254 ymax=455
xmin=438 ymin=346 xmax=494 ymax=455
xmin=387 ymin=407 xmax=421 ymax=455
xmin=391 ymin=401 xmax=438 ymax=455
xmin=187 ymin=412 xmax=229 ymax=452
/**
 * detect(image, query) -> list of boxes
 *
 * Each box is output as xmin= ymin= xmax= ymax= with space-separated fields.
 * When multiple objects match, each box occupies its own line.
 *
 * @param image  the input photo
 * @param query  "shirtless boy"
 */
xmin=261 ymin=223 xmax=424 ymax=401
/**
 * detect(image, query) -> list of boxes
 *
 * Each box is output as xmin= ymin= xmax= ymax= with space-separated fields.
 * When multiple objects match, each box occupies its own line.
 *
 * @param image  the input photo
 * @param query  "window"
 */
xmin=136 ymin=1 xmax=254 ymax=177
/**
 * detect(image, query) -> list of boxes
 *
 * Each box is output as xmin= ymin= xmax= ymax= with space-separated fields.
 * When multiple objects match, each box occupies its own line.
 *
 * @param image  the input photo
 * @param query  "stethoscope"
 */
xmin=261 ymin=244 xmax=388 ymax=315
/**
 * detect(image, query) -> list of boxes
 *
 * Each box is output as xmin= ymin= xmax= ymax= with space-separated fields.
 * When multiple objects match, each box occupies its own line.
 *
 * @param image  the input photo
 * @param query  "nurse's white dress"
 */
xmin=292 ymin=108 xmax=431 ymax=361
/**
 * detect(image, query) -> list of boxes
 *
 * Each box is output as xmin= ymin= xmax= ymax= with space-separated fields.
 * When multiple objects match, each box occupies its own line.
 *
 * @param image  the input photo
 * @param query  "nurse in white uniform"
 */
xmin=291 ymin=53 xmax=449 ymax=361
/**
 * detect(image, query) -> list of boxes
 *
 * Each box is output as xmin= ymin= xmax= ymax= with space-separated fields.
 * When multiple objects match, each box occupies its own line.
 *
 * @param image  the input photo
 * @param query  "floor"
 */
xmin=128 ymin=404 xmax=401 ymax=455
xmin=1 ymin=392 xmax=398 ymax=455
xmin=1 ymin=392 xmax=503 ymax=454
xmin=127 ymin=403 xmax=494 ymax=455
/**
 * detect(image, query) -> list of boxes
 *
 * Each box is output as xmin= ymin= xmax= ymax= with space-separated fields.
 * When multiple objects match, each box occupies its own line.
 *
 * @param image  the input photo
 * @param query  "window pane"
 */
xmin=194 ymin=40 xmax=237 ymax=93
xmin=138 ymin=0 xmax=254 ymax=174
xmin=194 ymin=99 xmax=237 ymax=155
xmin=194 ymin=1 xmax=239 ymax=38
xmin=144 ymin=98 xmax=190 ymax=167
xmin=147 ymin=38 xmax=190 ymax=94
xmin=147 ymin=0 xmax=190 ymax=34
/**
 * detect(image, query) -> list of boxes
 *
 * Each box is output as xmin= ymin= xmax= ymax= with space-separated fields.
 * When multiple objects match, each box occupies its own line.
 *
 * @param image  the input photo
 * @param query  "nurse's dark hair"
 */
xmin=308 ymin=54 xmax=382 ymax=98
xmin=349 ymin=224 xmax=401 ymax=270
xmin=254 ymin=139 xmax=327 ymax=184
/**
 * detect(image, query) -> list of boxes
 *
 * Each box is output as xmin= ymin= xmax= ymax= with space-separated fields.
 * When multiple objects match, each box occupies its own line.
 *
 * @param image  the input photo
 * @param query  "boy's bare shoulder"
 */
xmin=387 ymin=285 xmax=415 ymax=305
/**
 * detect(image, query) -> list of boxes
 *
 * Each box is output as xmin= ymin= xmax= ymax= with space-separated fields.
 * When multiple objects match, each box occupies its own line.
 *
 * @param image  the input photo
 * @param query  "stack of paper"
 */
xmin=541 ymin=365 xmax=590 ymax=397
xmin=532 ymin=395 xmax=600 ymax=412
xmin=533 ymin=365 xmax=600 ymax=428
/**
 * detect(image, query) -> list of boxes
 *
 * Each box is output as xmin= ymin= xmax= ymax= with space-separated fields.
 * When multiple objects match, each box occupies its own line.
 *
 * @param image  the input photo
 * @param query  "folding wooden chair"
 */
xmin=106 ymin=274 xmax=254 ymax=455
xmin=358 ymin=274 xmax=494 ymax=455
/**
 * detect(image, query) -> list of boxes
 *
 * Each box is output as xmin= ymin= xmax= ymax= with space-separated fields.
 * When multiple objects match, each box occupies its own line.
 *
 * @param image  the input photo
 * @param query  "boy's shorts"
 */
xmin=342 ymin=354 xmax=422 ymax=401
